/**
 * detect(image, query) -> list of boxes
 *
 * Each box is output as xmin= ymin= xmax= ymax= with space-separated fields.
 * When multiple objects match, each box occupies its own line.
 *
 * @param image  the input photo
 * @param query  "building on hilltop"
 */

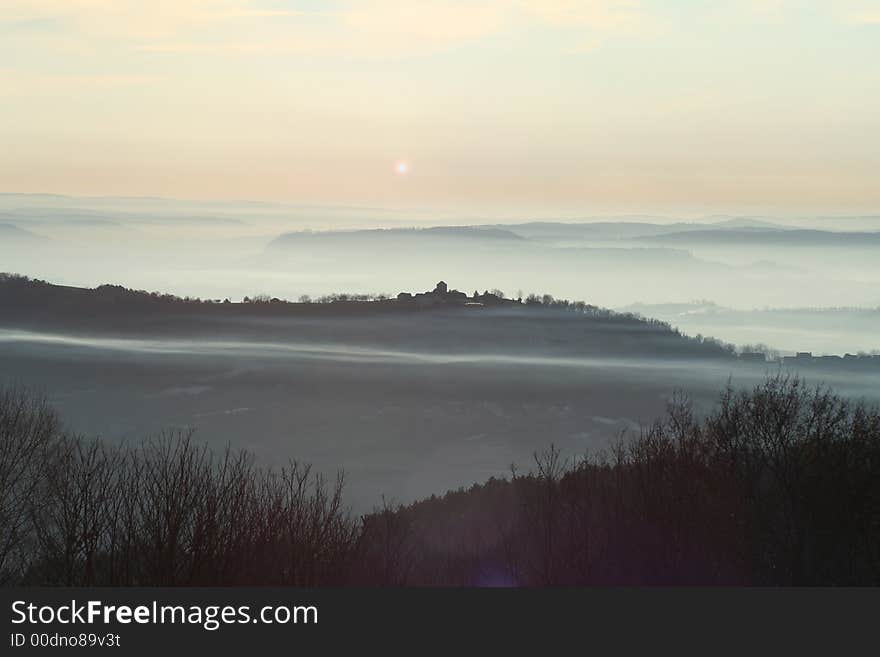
xmin=473 ymin=290 xmax=504 ymax=306
xmin=394 ymin=281 xmax=523 ymax=308
xmin=397 ymin=281 xmax=474 ymax=307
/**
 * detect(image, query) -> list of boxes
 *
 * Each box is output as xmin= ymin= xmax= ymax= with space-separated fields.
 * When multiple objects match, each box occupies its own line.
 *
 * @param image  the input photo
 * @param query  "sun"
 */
xmin=394 ymin=160 xmax=409 ymax=175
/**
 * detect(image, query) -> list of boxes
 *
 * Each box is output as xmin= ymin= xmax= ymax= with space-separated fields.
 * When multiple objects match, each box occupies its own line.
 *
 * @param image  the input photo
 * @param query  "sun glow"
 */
xmin=394 ymin=161 xmax=409 ymax=175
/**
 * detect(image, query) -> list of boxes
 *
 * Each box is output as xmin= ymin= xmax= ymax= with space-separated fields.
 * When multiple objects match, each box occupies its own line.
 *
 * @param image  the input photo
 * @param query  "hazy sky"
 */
xmin=1 ymin=1 xmax=878 ymax=215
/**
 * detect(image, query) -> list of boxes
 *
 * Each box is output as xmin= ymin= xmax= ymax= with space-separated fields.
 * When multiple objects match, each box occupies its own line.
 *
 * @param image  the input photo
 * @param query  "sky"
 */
xmin=1 ymin=1 xmax=879 ymax=216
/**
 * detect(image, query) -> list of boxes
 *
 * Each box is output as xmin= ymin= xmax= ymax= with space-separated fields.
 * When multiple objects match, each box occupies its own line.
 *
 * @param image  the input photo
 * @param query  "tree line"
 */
xmin=2 ymin=374 xmax=877 ymax=586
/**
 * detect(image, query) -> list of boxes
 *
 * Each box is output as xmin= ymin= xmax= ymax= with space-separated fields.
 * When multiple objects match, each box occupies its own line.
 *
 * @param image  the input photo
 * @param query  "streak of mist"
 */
xmin=1 ymin=325 xmax=877 ymax=510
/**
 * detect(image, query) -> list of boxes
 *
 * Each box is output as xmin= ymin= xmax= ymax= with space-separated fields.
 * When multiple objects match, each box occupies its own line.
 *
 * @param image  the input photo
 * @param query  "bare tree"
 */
xmin=0 ymin=387 xmax=60 ymax=583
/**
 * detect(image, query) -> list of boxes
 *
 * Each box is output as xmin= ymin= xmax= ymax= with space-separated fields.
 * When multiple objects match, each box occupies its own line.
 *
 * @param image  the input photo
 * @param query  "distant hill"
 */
xmin=618 ymin=301 xmax=880 ymax=357
xmin=0 ymin=223 xmax=49 ymax=243
xmin=488 ymin=221 xmax=693 ymax=241
xmin=482 ymin=219 xmax=791 ymax=242
xmin=708 ymin=217 xmax=787 ymax=230
xmin=261 ymin=224 xmax=720 ymax=276
xmin=0 ymin=273 xmax=737 ymax=360
xmin=640 ymin=228 xmax=880 ymax=246
xmin=269 ymin=226 xmax=525 ymax=249
xmin=0 ymin=208 xmax=245 ymax=227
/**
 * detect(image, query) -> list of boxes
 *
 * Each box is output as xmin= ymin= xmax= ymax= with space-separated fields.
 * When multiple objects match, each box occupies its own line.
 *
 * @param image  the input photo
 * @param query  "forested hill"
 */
xmin=0 ymin=273 xmax=736 ymax=359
